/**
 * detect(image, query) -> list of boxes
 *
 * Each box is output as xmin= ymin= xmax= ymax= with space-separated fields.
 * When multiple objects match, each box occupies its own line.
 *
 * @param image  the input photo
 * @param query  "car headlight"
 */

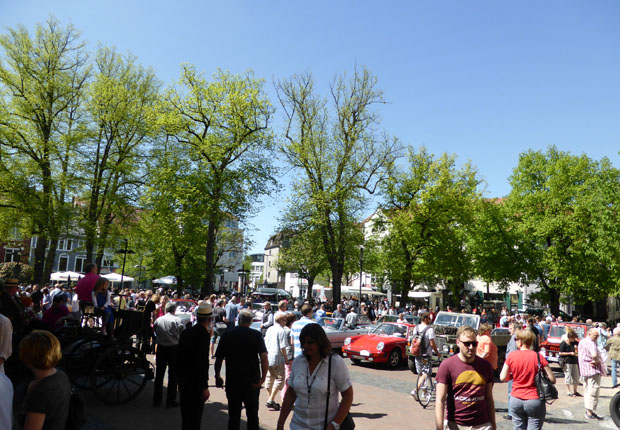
xmin=377 ymin=342 xmax=384 ymax=351
xmin=344 ymin=337 xmax=351 ymax=346
xmin=540 ymin=347 xmax=546 ymax=355
xmin=443 ymin=344 xmax=450 ymax=353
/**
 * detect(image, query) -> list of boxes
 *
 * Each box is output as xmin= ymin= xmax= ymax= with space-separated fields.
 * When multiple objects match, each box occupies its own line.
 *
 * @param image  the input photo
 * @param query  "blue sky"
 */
xmin=2 ymin=1 xmax=619 ymax=254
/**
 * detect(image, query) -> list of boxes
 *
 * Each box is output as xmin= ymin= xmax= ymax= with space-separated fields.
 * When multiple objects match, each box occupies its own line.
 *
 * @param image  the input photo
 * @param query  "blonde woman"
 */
xmin=19 ymin=330 xmax=71 ymax=430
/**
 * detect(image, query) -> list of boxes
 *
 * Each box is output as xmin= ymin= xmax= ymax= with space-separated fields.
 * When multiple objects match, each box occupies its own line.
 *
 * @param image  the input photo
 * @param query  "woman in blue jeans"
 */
xmin=500 ymin=329 xmax=556 ymax=429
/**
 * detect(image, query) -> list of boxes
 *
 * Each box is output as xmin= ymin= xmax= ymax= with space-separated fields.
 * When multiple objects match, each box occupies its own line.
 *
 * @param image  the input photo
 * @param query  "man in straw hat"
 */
xmin=178 ymin=302 xmax=213 ymax=429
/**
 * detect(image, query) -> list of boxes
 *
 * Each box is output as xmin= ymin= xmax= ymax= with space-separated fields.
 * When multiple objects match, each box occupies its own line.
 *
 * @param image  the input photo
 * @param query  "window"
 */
xmin=4 ymin=248 xmax=20 ymax=263
xmin=57 ymin=239 xmax=73 ymax=251
xmin=58 ymin=255 xmax=69 ymax=271
xmin=74 ymin=256 xmax=86 ymax=273
xmin=102 ymin=258 xmax=113 ymax=268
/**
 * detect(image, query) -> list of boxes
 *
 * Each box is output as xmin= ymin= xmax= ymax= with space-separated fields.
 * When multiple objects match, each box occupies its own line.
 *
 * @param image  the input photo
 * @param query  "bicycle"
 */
xmin=414 ymin=356 xmax=436 ymax=408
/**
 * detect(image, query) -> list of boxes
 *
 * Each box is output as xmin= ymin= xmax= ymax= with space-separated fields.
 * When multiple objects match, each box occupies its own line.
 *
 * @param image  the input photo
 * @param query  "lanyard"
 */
xmin=306 ymin=360 xmax=324 ymax=406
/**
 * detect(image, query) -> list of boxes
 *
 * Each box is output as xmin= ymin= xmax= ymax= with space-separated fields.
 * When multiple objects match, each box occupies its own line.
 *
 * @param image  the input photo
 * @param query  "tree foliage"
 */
xmin=277 ymin=67 xmax=401 ymax=304
xmin=158 ymin=66 xmax=276 ymax=296
xmin=378 ymin=147 xmax=482 ymax=300
xmin=505 ymin=147 xmax=620 ymax=313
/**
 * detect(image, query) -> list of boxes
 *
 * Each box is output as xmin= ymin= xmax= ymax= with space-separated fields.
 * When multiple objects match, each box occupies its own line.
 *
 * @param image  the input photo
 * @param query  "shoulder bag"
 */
xmin=324 ymin=354 xmax=355 ymax=430
xmin=535 ymin=351 xmax=558 ymax=403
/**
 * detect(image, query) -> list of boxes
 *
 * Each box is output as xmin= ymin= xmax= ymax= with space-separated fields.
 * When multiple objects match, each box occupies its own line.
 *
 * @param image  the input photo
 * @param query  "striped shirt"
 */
xmin=291 ymin=317 xmax=316 ymax=358
xmin=578 ymin=336 xmax=607 ymax=378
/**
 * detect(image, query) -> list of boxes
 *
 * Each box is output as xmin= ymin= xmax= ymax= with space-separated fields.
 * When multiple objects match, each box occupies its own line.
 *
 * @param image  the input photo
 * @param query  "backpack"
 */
xmin=65 ymin=388 xmax=86 ymax=430
xmin=410 ymin=325 xmax=431 ymax=357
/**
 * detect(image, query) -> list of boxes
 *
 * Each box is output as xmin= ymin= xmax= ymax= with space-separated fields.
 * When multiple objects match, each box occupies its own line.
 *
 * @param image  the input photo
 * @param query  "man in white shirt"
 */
xmin=411 ymin=312 xmax=439 ymax=400
xmin=264 ymin=313 xmax=289 ymax=410
xmin=345 ymin=307 xmax=358 ymax=329
xmin=153 ymin=301 xmax=185 ymax=407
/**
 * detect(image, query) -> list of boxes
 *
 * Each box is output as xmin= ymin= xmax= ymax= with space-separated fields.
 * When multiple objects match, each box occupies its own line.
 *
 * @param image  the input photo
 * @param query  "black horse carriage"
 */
xmin=59 ymin=307 xmax=154 ymax=405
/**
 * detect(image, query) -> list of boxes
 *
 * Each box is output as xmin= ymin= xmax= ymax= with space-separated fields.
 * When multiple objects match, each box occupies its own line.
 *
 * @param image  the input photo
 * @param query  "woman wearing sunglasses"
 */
xmin=276 ymin=323 xmax=353 ymax=430
xmin=500 ymin=328 xmax=556 ymax=429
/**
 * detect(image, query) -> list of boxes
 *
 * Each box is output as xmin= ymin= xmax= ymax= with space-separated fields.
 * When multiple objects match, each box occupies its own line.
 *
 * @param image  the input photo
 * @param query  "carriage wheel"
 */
xmin=62 ymin=339 xmax=102 ymax=389
xmin=90 ymin=345 xmax=152 ymax=405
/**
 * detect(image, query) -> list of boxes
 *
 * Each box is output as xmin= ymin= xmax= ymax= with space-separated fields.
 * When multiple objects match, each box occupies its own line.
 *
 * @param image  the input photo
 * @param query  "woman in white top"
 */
xmin=276 ymin=324 xmax=353 ymax=430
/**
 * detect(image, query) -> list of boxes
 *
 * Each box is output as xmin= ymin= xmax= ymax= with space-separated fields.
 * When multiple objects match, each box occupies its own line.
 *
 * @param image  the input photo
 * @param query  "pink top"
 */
xmin=75 ymin=272 xmax=100 ymax=302
xmin=578 ymin=336 xmax=607 ymax=377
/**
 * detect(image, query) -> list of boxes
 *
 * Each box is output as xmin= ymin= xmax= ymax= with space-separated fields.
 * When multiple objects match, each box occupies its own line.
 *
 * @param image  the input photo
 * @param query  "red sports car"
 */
xmin=342 ymin=322 xmax=416 ymax=369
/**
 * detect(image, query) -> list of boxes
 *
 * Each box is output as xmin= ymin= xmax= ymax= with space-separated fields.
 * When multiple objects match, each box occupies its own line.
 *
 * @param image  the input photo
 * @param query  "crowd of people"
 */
xmin=3 ymin=271 xmax=620 ymax=430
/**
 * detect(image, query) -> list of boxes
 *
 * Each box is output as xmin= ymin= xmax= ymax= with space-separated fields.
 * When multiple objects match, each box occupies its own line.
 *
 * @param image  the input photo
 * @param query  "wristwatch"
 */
xmin=331 ymin=421 xmax=340 ymax=430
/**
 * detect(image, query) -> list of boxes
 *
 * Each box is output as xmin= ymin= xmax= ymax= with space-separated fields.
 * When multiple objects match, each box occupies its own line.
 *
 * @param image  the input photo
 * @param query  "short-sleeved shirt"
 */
xmin=291 ymin=317 xmax=317 ymax=358
xmin=476 ymin=334 xmax=498 ymax=370
xmin=414 ymin=322 xmax=435 ymax=356
xmin=265 ymin=324 xmax=287 ymax=366
xmin=289 ymin=354 xmax=352 ymax=430
xmin=436 ymin=355 xmax=494 ymax=426
xmin=24 ymin=369 xmax=71 ymax=430
xmin=505 ymin=349 xmax=548 ymax=400
xmin=215 ymin=326 xmax=267 ymax=391
xmin=225 ymin=302 xmax=239 ymax=324
xmin=560 ymin=340 xmax=578 ymax=364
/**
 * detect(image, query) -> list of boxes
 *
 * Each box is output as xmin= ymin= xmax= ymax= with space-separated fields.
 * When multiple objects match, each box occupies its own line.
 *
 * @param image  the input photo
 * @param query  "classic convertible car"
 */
xmin=317 ymin=317 xmax=372 ymax=350
xmin=342 ymin=322 xmax=416 ymax=369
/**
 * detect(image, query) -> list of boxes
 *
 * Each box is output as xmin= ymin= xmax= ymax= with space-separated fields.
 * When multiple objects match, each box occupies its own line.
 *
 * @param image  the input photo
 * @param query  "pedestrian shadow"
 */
xmin=545 ymin=417 xmax=585 ymax=424
xmin=350 ymin=412 xmax=387 ymax=420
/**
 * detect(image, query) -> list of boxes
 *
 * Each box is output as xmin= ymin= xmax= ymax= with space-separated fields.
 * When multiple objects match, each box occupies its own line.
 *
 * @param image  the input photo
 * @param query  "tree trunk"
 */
xmin=32 ymin=234 xmax=47 ymax=285
xmin=202 ymin=219 xmax=218 ymax=298
xmin=43 ymin=234 xmax=58 ymax=284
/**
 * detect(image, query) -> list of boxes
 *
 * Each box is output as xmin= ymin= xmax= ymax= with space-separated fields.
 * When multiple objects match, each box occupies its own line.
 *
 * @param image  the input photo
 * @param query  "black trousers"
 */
xmin=179 ymin=384 xmax=204 ymax=430
xmin=153 ymin=344 xmax=178 ymax=405
xmin=226 ymin=387 xmax=260 ymax=430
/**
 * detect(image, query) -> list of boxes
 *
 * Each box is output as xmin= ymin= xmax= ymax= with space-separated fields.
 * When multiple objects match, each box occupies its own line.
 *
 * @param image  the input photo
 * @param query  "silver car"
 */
xmin=317 ymin=317 xmax=371 ymax=350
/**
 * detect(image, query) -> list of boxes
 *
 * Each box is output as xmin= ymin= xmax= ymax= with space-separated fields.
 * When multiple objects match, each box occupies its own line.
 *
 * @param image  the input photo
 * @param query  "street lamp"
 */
xmin=359 ymin=244 xmax=364 ymax=306
xmin=115 ymin=239 xmax=135 ymax=288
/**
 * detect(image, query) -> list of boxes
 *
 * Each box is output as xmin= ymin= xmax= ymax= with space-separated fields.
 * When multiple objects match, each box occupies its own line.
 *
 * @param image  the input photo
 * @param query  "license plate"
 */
xmin=360 ymin=350 xmax=370 ymax=357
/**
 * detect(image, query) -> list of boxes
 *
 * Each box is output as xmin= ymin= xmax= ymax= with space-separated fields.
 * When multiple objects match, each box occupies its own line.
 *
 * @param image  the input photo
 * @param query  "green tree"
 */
xmin=162 ymin=66 xmax=276 ymax=296
xmin=277 ymin=67 xmax=401 ymax=305
xmin=379 ymin=147 xmax=482 ymax=301
xmin=505 ymin=147 xmax=620 ymax=314
xmin=80 ymin=46 xmax=160 ymax=268
xmin=277 ymin=227 xmax=329 ymax=300
xmin=0 ymin=18 xmax=90 ymax=283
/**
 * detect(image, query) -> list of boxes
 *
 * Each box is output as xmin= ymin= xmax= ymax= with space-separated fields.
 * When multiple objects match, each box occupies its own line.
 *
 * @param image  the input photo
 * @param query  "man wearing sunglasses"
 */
xmin=435 ymin=326 xmax=496 ymax=430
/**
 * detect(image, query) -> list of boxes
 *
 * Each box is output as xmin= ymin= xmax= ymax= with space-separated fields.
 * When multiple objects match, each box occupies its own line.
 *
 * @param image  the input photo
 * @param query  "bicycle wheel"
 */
xmin=416 ymin=370 xmax=432 ymax=408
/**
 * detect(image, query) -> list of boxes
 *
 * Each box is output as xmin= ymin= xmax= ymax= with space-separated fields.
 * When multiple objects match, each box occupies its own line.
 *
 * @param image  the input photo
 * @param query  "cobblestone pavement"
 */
xmin=79 ymin=356 xmax=620 ymax=429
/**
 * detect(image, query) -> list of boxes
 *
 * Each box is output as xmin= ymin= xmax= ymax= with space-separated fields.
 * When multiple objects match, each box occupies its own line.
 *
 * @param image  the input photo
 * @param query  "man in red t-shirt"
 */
xmin=436 ymin=326 xmax=496 ymax=430
xmin=75 ymin=263 xmax=100 ymax=303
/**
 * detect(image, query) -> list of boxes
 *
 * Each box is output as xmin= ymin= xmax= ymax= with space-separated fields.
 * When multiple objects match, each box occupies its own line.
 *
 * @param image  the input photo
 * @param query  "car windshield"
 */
xmin=174 ymin=300 xmax=195 ymax=312
xmin=372 ymin=323 xmax=408 ymax=337
xmin=434 ymin=313 xmax=478 ymax=328
xmin=357 ymin=315 xmax=372 ymax=326
xmin=549 ymin=325 xmax=585 ymax=338
xmin=318 ymin=317 xmax=343 ymax=330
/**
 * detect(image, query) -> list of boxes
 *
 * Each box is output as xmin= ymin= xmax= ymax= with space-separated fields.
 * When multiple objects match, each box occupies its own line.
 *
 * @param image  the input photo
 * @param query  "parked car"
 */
xmin=342 ymin=322 xmax=416 ymax=369
xmin=317 ymin=317 xmax=372 ymax=350
xmin=539 ymin=322 xmax=589 ymax=365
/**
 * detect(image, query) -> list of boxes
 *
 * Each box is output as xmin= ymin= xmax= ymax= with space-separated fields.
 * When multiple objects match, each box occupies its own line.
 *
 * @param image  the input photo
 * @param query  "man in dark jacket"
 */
xmin=215 ymin=310 xmax=268 ymax=430
xmin=178 ymin=303 xmax=212 ymax=430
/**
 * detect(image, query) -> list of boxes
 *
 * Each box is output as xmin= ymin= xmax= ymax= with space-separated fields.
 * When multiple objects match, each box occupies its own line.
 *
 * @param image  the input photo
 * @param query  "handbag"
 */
xmin=535 ymin=351 xmax=558 ymax=403
xmin=325 ymin=354 xmax=355 ymax=430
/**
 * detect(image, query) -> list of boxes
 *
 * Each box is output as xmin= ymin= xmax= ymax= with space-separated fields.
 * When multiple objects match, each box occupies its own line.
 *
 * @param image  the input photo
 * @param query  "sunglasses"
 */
xmin=459 ymin=341 xmax=478 ymax=348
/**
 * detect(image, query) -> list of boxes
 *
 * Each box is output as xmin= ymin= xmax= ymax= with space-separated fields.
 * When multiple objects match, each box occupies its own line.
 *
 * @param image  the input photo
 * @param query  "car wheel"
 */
xmin=351 ymin=358 xmax=361 ymax=365
xmin=408 ymin=356 xmax=418 ymax=374
xmin=387 ymin=348 xmax=401 ymax=369
xmin=610 ymin=391 xmax=620 ymax=427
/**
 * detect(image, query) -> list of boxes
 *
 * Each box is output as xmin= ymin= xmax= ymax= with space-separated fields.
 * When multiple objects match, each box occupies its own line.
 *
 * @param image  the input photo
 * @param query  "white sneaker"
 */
xmin=411 ymin=389 xmax=418 ymax=401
